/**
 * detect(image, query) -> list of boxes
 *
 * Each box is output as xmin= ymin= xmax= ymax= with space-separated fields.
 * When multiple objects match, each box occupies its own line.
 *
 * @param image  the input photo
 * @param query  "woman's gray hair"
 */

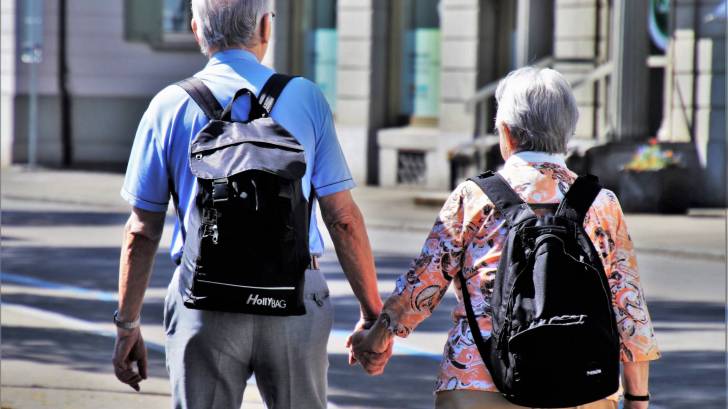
xmin=191 ymin=0 xmax=271 ymax=56
xmin=494 ymin=67 xmax=579 ymax=154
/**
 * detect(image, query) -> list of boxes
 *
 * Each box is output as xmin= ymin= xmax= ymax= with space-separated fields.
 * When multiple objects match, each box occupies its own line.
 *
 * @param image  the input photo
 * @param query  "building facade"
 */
xmin=1 ymin=0 xmax=725 ymax=205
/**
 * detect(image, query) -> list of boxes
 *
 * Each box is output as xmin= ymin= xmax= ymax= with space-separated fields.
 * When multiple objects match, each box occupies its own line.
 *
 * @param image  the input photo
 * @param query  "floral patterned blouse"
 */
xmin=381 ymin=151 xmax=660 ymax=398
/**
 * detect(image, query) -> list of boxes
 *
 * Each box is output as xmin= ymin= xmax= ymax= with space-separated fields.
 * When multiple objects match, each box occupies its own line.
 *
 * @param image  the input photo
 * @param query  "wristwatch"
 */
xmin=624 ymin=393 xmax=650 ymax=401
xmin=113 ymin=310 xmax=140 ymax=330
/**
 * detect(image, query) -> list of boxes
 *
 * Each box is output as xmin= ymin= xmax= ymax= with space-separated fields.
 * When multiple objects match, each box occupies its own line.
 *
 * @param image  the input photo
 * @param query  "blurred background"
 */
xmin=1 ymin=1 xmax=726 ymax=409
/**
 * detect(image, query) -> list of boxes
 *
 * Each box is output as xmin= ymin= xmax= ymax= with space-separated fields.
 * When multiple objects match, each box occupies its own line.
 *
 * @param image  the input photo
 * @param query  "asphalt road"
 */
xmin=1 ymin=196 xmax=726 ymax=409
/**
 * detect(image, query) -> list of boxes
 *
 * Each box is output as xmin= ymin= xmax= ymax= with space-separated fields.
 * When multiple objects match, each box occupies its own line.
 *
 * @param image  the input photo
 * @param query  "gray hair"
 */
xmin=191 ymin=0 xmax=271 ymax=56
xmin=494 ymin=67 xmax=578 ymax=154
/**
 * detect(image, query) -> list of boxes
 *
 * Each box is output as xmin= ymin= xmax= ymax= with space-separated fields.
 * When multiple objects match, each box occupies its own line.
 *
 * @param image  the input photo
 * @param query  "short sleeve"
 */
xmin=309 ymin=86 xmax=355 ymax=197
xmin=121 ymin=96 xmax=171 ymax=213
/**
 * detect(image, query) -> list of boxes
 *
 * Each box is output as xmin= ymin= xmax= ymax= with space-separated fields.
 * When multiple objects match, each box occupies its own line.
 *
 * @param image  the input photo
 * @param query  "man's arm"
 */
xmin=623 ymin=361 xmax=650 ymax=409
xmin=112 ymin=207 xmax=166 ymax=391
xmin=318 ymin=190 xmax=382 ymax=321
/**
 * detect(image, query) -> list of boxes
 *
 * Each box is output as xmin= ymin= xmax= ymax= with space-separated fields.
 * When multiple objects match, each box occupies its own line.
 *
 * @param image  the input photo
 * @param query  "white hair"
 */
xmin=191 ymin=0 xmax=271 ymax=56
xmin=494 ymin=67 xmax=579 ymax=154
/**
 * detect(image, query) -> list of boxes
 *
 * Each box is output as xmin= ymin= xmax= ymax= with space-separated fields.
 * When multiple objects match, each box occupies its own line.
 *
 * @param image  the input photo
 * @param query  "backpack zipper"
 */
xmin=563 ymin=250 xmax=618 ymax=339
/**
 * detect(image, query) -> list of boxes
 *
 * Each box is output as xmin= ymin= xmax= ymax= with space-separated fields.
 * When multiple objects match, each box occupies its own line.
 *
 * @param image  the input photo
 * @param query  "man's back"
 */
xmin=118 ymin=48 xmax=364 ymax=409
xmin=122 ymin=49 xmax=355 ymax=265
xmin=114 ymin=4 xmax=385 ymax=407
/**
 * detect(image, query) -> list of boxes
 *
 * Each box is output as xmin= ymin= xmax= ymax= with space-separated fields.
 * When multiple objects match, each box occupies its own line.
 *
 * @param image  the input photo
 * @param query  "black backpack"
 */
xmin=172 ymin=74 xmax=311 ymax=316
xmin=458 ymin=171 xmax=620 ymax=407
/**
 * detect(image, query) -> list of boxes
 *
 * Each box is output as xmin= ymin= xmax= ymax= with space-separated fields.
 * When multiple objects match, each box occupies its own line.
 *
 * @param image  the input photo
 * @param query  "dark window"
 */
xmin=290 ymin=0 xmax=338 ymax=109
xmin=125 ymin=0 xmax=196 ymax=50
xmin=163 ymin=0 xmax=193 ymax=34
xmin=397 ymin=151 xmax=427 ymax=185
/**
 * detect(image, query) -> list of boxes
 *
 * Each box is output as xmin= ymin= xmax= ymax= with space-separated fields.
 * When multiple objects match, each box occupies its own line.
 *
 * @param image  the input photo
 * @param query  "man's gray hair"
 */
xmin=494 ymin=67 xmax=579 ymax=154
xmin=191 ymin=0 xmax=271 ymax=56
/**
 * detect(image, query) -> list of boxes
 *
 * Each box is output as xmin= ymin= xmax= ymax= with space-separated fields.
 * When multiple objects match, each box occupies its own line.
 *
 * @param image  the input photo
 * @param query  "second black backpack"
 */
xmin=172 ymin=74 xmax=312 ymax=316
xmin=459 ymin=171 xmax=620 ymax=407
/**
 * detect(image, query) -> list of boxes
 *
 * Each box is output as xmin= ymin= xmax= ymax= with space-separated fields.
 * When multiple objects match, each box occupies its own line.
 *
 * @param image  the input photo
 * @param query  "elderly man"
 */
xmin=352 ymin=67 xmax=659 ymax=409
xmin=112 ymin=1 xmax=388 ymax=408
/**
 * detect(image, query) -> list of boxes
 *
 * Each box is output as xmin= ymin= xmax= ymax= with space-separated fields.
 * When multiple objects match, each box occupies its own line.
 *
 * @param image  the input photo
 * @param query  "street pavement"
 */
xmin=1 ymin=167 xmax=726 ymax=409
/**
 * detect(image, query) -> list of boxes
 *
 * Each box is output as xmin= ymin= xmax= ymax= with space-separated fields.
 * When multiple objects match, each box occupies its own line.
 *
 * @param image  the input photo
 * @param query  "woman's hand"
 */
xmin=349 ymin=329 xmax=393 ymax=375
xmin=345 ymin=316 xmax=378 ymax=365
xmin=347 ymin=315 xmax=395 ymax=376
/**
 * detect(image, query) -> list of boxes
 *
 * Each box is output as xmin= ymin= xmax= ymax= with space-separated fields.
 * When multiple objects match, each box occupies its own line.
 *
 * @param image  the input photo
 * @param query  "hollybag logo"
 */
xmin=247 ymin=293 xmax=287 ymax=309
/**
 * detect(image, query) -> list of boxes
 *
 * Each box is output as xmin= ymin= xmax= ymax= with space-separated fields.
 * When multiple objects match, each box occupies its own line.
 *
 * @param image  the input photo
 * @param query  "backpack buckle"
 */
xmin=212 ymin=178 xmax=230 ymax=205
xmin=202 ymin=208 xmax=218 ymax=223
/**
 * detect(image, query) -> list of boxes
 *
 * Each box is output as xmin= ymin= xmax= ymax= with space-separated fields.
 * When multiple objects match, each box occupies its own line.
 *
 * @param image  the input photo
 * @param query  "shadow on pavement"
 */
xmin=0 ymin=210 xmax=131 ymax=227
xmin=1 ymin=246 xmax=177 ymax=292
xmin=321 ymin=253 xmax=419 ymax=278
xmin=1 ymin=209 xmax=179 ymax=228
xmin=2 ymin=241 xmax=726 ymax=409
xmin=330 ymin=293 xmax=458 ymax=334
xmin=650 ymin=350 xmax=727 ymax=409
xmin=328 ymin=352 xmax=439 ymax=409
xmin=1 ymin=325 xmax=168 ymax=380
xmin=646 ymin=299 xmax=726 ymax=324
xmin=2 ymin=293 xmax=164 ymax=325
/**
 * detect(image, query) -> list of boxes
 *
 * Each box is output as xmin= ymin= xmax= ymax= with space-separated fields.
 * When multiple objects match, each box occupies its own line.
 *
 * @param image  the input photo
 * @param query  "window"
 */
xmin=163 ymin=0 xmax=193 ymax=36
xmin=125 ymin=0 xmax=197 ymax=50
xmin=397 ymin=151 xmax=427 ymax=185
xmin=388 ymin=0 xmax=441 ymax=126
xmin=290 ymin=0 xmax=338 ymax=110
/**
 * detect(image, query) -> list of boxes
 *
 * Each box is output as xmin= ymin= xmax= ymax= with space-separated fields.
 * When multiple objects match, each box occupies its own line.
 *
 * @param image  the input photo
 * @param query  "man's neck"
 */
xmin=208 ymin=46 xmax=262 ymax=62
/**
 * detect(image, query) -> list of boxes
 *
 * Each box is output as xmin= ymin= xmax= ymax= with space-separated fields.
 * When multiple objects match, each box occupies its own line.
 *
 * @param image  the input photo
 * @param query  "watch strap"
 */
xmin=113 ymin=310 xmax=140 ymax=330
xmin=624 ymin=393 xmax=650 ymax=401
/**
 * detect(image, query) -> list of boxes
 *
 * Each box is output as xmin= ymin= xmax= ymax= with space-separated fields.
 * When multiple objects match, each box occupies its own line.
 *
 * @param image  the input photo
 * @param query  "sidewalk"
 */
xmin=1 ymin=167 xmax=726 ymax=409
xmin=2 ymin=166 xmax=725 ymax=260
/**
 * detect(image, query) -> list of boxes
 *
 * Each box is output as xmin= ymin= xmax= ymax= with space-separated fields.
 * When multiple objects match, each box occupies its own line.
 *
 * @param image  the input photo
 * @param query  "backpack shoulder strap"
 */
xmin=176 ymin=77 xmax=224 ymax=120
xmin=457 ymin=270 xmax=492 ymax=370
xmin=555 ymin=174 xmax=602 ymax=223
xmin=468 ymin=171 xmax=535 ymax=226
xmin=258 ymin=73 xmax=297 ymax=114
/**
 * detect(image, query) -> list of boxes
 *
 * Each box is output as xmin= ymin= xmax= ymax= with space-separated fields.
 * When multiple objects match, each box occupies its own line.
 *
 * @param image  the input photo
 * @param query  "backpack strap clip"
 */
xmin=212 ymin=178 xmax=230 ymax=205
xmin=468 ymin=171 xmax=535 ymax=226
xmin=555 ymin=175 xmax=603 ymax=224
xmin=258 ymin=73 xmax=297 ymax=114
xmin=176 ymin=77 xmax=224 ymax=120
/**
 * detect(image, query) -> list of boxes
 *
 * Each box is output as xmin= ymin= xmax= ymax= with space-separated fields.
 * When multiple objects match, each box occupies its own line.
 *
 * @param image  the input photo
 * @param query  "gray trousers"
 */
xmin=164 ymin=269 xmax=333 ymax=409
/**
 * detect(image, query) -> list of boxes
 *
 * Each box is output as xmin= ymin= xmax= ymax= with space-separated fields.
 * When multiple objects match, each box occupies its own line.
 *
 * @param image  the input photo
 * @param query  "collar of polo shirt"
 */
xmin=207 ymin=49 xmax=259 ymax=66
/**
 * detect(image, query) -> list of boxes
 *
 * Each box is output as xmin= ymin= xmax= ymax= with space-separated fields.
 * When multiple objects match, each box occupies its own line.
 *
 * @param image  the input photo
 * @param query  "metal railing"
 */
xmin=465 ymin=56 xmax=556 ymax=138
xmin=464 ymin=56 xmax=614 ymax=139
xmin=449 ymin=58 xmax=615 ymax=188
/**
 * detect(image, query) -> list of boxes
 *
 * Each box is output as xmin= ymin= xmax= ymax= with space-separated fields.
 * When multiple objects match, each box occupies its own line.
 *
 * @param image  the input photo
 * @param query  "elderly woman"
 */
xmin=350 ymin=67 xmax=660 ymax=409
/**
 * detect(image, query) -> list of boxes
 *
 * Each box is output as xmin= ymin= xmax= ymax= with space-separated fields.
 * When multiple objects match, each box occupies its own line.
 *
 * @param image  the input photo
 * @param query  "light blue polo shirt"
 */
xmin=121 ymin=49 xmax=355 ymax=261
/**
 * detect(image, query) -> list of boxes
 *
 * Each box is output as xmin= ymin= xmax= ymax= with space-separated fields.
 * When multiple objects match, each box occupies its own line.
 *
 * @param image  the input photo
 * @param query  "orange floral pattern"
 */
xmin=382 ymin=152 xmax=660 ymax=396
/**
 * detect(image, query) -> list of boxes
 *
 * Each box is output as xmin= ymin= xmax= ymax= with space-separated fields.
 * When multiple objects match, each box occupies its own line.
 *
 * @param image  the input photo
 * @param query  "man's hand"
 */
xmin=112 ymin=327 xmax=148 ymax=391
xmin=345 ymin=317 xmax=379 ymax=364
xmin=114 ymin=207 xmax=164 ymax=390
xmin=349 ymin=328 xmax=393 ymax=376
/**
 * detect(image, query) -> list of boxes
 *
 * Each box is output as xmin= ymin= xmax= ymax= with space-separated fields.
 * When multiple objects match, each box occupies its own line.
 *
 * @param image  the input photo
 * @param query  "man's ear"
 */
xmin=191 ymin=18 xmax=201 ymax=45
xmin=260 ymin=13 xmax=272 ymax=45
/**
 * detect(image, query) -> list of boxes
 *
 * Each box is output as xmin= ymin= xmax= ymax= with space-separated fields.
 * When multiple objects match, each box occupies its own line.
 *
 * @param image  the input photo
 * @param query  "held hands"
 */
xmin=112 ymin=326 xmax=148 ymax=391
xmin=345 ymin=317 xmax=394 ymax=376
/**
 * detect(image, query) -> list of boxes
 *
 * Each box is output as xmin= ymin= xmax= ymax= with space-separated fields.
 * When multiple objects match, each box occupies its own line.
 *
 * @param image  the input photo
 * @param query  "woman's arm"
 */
xmin=350 ymin=183 xmax=476 ymax=372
